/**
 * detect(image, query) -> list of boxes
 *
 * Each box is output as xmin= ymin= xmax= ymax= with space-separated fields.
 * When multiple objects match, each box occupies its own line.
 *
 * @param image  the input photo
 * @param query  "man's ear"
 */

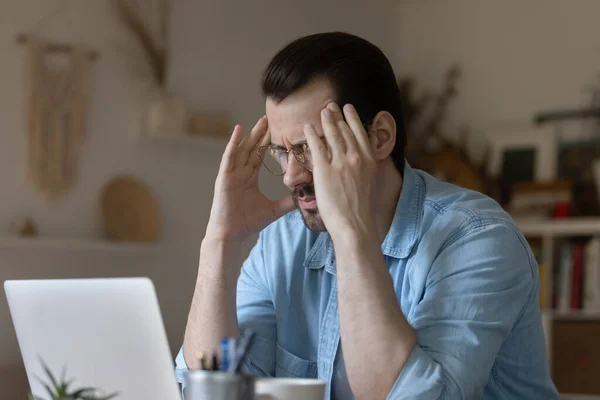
xmin=367 ymin=111 xmax=396 ymax=161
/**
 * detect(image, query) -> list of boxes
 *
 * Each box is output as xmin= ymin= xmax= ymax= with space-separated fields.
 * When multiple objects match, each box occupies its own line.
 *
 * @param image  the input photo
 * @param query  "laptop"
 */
xmin=4 ymin=277 xmax=181 ymax=400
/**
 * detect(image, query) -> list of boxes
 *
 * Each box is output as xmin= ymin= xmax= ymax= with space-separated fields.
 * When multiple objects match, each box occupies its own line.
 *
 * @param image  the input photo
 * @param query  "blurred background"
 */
xmin=2 ymin=0 xmax=600 ymax=397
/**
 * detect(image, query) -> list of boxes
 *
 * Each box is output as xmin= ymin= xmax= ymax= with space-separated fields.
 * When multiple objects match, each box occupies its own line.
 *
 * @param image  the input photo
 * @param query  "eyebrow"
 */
xmin=268 ymin=130 xmax=310 ymax=147
xmin=268 ymin=116 xmax=373 ymax=148
xmin=269 ymin=143 xmax=287 ymax=151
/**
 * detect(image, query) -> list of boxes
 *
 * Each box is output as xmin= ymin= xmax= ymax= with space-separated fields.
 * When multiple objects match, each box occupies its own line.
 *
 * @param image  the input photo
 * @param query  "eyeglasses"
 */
xmin=257 ymin=141 xmax=318 ymax=176
xmin=258 ymin=118 xmax=374 ymax=176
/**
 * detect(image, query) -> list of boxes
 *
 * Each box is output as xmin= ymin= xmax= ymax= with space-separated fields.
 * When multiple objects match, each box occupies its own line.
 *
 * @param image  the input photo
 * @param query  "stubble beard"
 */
xmin=291 ymin=184 xmax=327 ymax=232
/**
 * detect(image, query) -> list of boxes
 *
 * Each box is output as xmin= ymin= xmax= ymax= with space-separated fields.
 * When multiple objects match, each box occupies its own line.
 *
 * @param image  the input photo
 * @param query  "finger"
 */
xmin=304 ymin=123 xmax=328 ymax=166
xmin=238 ymin=116 xmax=268 ymax=165
xmin=327 ymin=102 xmax=344 ymax=120
xmin=220 ymin=125 xmax=244 ymax=172
xmin=272 ymin=195 xmax=295 ymax=219
xmin=343 ymin=104 xmax=371 ymax=151
xmin=237 ymin=116 xmax=268 ymax=166
xmin=248 ymin=128 xmax=272 ymax=168
xmin=321 ymin=108 xmax=345 ymax=158
xmin=328 ymin=103 xmax=358 ymax=152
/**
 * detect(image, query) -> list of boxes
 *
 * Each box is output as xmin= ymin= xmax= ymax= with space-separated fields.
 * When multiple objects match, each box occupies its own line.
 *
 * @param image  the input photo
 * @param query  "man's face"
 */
xmin=265 ymin=79 xmax=335 ymax=232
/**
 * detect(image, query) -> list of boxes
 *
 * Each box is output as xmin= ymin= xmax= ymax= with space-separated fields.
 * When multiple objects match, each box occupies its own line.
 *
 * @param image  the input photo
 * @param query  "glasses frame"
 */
xmin=257 ymin=117 xmax=374 ymax=176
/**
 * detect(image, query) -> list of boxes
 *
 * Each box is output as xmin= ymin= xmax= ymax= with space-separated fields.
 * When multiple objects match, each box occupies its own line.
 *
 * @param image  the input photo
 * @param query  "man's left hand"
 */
xmin=304 ymin=102 xmax=377 ymax=240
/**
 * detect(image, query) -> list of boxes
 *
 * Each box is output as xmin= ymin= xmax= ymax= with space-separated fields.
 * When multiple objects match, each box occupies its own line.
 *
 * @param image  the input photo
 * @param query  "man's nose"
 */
xmin=283 ymin=153 xmax=312 ymax=189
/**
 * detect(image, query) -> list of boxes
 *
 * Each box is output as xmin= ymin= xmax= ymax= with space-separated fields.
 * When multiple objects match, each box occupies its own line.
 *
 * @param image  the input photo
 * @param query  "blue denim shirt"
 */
xmin=175 ymin=163 xmax=559 ymax=399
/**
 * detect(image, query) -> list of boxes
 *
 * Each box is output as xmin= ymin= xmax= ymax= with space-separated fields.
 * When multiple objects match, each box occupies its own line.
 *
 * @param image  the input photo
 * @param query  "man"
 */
xmin=175 ymin=32 xmax=559 ymax=399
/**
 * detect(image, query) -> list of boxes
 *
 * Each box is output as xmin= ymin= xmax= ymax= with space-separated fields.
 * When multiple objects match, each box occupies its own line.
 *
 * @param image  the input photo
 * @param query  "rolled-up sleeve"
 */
xmin=387 ymin=222 xmax=536 ymax=399
xmin=174 ymin=346 xmax=188 ymax=394
xmin=173 ymin=231 xmax=277 ymax=394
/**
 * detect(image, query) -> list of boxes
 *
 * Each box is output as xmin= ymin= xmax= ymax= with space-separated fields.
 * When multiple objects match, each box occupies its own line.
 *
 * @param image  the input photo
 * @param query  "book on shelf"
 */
xmin=552 ymin=238 xmax=600 ymax=312
xmin=529 ymin=236 xmax=600 ymax=311
xmin=584 ymin=238 xmax=600 ymax=311
xmin=528 ymin=240 xmax=548 ymax=308
xmin=539 ymin=262 xmax=548 ymax=309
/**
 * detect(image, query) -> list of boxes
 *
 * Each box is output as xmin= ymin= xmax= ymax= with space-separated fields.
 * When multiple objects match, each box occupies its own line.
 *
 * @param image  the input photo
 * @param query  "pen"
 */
xmin=220 ymin=338 xmax=230 ymax=371
xmin=211 ymin=351 xmax=219 ymax=371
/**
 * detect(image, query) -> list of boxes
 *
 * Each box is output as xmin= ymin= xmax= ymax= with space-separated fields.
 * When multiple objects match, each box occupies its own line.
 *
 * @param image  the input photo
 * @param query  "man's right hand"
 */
xmin=185 ymin=117 xmax=290 ymax=366
xmin=204 ymin=116 xmax=295 ymax=244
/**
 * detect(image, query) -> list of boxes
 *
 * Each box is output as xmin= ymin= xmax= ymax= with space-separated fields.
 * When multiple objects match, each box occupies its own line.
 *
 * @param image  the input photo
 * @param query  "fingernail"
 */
xmin=322 ymin=108 xmax=331 ymax=117
xmin=328 ymin=102 xmax=340 ymax=112
xmin=344 ymin=104 xmax=355 ymax=112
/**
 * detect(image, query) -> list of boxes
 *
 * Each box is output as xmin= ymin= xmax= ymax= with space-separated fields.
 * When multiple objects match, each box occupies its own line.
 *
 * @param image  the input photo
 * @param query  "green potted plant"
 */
xmin=29 ymin=358 xmax=118 ymax=400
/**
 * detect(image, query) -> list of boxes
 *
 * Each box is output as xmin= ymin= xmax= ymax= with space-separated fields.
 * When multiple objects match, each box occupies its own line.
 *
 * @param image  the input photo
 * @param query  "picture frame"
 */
xmin=487 ymin=125 xmax=558 ymax=182
xmin=555 ymin=139 xmax=600 ymax=217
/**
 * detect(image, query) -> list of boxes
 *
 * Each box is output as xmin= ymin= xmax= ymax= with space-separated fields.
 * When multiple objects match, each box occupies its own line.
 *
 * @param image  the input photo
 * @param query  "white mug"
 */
xmin=254 ymin=377 xmax=326 ymax=400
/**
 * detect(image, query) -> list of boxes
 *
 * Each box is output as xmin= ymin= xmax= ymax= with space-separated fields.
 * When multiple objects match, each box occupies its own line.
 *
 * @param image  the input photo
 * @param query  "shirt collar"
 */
xmin=303 ymin=161 xmax=424 ymax=273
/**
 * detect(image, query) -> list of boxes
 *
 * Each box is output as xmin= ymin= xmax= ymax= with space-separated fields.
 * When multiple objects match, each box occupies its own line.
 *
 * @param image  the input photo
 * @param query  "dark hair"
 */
xmin=261 ymin=31 xmax=406 ymax=177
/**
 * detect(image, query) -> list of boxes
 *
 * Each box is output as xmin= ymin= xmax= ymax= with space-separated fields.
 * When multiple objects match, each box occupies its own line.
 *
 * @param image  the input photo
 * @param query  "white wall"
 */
xmin=0 ymin=0 xmax=397 ymax=396
xmin=395 ymin=0 xmax=600 ymax=154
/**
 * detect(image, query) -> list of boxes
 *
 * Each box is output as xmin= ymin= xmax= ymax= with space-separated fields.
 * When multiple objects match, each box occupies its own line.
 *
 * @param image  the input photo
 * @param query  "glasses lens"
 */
xmin=293 ymin=144 xmax=312 ymax=171
xmin=259 ymin=146 xmax=287 ymax=175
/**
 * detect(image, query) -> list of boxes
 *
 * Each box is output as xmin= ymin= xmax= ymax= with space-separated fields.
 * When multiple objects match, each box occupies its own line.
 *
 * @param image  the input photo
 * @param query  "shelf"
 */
xmin=515 ymin=217 xmax=600 ymax=237
xmin=543 ymin=309 xmax=600 ymax=321
xmin=0 ymin=237 xmax=160 ymax=252
xmin=135 ymin=132 xmax=228 ymax=147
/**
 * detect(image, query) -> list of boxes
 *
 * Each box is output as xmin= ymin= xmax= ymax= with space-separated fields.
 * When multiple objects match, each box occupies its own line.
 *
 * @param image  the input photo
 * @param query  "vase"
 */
xmin=142 ymin=87 xmax=187 ymax=138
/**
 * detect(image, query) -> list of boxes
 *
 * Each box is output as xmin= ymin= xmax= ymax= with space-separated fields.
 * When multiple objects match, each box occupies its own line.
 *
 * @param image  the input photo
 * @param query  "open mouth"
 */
xmin=298 ymin=197 xmax=317 ymax=209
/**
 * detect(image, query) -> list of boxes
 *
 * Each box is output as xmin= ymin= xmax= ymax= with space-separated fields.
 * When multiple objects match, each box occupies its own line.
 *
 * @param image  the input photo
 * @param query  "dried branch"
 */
xmin=113 ymin=0 xmax=168 ymax=86
xmin=160 ymin=0 xmax=169 ymax=53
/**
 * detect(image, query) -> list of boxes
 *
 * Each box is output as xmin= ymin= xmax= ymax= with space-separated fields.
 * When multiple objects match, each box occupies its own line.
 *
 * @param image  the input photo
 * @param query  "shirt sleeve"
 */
xmin=387 ymin=222 xmax=537 ymax=399
xmin=174 ymin=346 xmax=188 ymax=396
xmin=173 ymin=231 xmax=277 ymax=394
xmin=236 ymin=230 xmax=278 ymax=377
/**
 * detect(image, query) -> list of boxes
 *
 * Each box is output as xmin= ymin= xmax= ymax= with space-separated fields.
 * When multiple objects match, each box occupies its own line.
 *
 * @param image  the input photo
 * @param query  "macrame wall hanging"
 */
xmin=16 ymin=3 xmax=98 ymax=200
xmin=22 ymin=37 xmax=93 ymax=199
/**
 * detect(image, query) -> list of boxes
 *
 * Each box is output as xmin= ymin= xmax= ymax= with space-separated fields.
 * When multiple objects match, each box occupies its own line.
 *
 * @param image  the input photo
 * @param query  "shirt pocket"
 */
xmin=275 ymin=342 xmax=318 ymax=378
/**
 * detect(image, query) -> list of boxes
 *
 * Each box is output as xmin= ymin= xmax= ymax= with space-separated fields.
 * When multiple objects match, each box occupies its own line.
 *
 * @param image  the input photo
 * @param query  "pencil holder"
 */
xmin=183 ymin=370 xmax=255 ymax=400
